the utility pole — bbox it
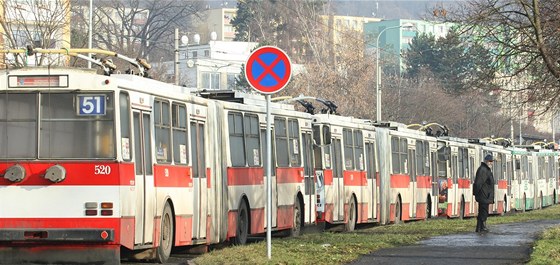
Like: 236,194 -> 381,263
174,28 -> 179,85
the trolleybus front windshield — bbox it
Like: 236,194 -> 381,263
0,92 -> 115,159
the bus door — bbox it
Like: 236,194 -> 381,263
408,147 -> 417,218
132,110 -> 155,245
302,132 -> 315,223
431,150 -> 438,217
331,138 -> 344,221
191,121 -> 207,239
366,142 -> 377,220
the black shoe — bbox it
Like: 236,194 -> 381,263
480,227 -> 489,233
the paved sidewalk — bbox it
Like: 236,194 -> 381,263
348,219 -> 560,265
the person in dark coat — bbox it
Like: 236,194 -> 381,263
473,154 -> 495,233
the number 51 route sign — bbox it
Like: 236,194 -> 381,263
245,46 -> 292,94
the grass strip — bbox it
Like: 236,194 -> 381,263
193,205 -> 560,265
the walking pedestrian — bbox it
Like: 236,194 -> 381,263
473,154 -> 495,233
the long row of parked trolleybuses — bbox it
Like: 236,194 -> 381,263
0,57 -> 558,264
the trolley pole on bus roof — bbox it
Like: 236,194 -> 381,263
245,46 -> 292,260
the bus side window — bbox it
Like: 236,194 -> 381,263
172,103 -> 188,164
154,99 -> 171,163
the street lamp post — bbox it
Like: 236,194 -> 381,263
174,29 -> 199,85
375,23 -> 414,121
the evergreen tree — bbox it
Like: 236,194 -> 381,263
404,28 -> 496,94
231,0 -> 258,41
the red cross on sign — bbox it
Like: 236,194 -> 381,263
245,46 -> 292,94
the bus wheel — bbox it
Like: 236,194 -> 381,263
426,196 -> 432,219
502,195 -> 507,215
345,198 -> 356,232
155,203 -> 174,263
235,201 -> 249,245
289,200 -> 302,237
394,197 -> 402,224
459,198 -> 465,220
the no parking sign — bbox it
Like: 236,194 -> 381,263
245,46 -> 292,259
245,46 -> 292,94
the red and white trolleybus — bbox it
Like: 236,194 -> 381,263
0,59 -> 313,263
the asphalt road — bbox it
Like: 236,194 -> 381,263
348,219 -> 560,265
121,220 -> 560,265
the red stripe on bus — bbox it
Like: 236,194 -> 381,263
277,205 -> 294,230
226,208 -> 265,238
343,171 -> 367,186
458,178 -> 471,189
120,216 -> 134,249
153,216 -> 162,248
276,167 -> 304,184
416,176 -> 432,189
359,202 -> 368,222
0,217 -> 122,244
175,215 -> 193,246
0,162 -> 134,186
207,168 -> 212,188
416,202 -> 427,219
153,165 -> 192,187
206,215 -> 212,244
251,207 -> 265,234
324,203 -> 334,223
465,201 -> 471,217
390,202 -> 410,222
227,211 -> 237,239
447,178 -> 453,190
323,170 -> 333,185
390,174 -> 410,188
498,180 -> 507,190
227,167 -> 264,186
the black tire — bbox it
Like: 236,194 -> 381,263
235,201 -> 249,245
345,198 -> 356,232
394,198 -> 402,224
459,198 -> 465,220
155,203 -> 174,263
289,199 -> 302,237
426,196 -> 432,219
502,196 -> 507,215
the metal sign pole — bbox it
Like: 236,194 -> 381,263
266,95 -> 272,259
245,46 -> 292,260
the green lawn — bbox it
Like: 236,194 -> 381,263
193,205 -> 560,265
528,225 -> 560,265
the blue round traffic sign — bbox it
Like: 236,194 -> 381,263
245,46 -> 292,94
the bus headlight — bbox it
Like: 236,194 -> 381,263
4,164 -> 26,182
44,164 -> 66,183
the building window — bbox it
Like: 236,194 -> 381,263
201,72 -> 220,89
227,73 -> 238,90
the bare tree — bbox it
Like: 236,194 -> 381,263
231,0 -> 329,64
0,0 -> 71,66
71,0 -> 205,64
446,0 -> 560,114
284,28 -> 375,119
